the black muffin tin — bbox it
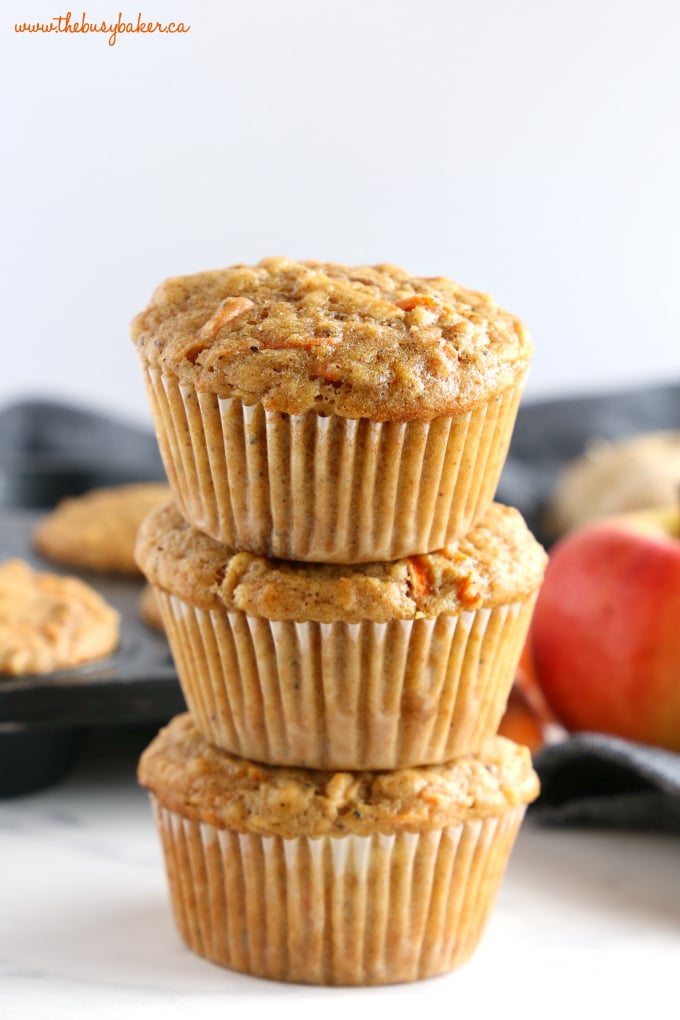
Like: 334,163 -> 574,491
0,400 -> 185,797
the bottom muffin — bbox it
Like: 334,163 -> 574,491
138,713 -> 539,986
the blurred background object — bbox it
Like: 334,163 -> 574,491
2,0 -> 680,423
543,431 -> 680,539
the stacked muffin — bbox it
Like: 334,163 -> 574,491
133,258 -> 547,986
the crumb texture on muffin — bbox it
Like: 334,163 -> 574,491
132,257 -> 531,420
33,482 -> 171,574
0,559 -> 120,675
138,713 -> 540,838
135,499 -> 547,622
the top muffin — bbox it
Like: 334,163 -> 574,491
132,257 -> 531,421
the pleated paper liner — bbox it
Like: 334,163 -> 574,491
152,798 -> 526,986
140,366 -> 526,563
154,590 -> 537,770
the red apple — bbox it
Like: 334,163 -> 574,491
529,506 -> 680,752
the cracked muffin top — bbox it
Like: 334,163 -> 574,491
135,499 -> 547,623
138,713 -> 540,837
131,257 -> 531,421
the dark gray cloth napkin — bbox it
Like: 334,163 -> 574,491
530,734 -> 680,832
3,389 -> 680,831
0,398 -> 165,508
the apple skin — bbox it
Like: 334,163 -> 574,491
529,507 -> 680,752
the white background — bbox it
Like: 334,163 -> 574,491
1,1 -> 679,427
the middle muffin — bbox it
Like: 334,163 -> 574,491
136,500 -> 546,771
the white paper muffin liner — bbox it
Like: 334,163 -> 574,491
155,590 -> 537,770
152,797 -> 526,985
141,365 -> 526,562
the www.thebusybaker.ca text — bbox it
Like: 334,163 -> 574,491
14,11 -> 191,47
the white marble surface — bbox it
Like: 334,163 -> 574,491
1,726 -> 678,1020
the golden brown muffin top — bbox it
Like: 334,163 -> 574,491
0,559 -> 120,676
138,713 -> 539,837
135,500 -> 546,623
131,257 -> 531,421
33,482 -> 171,575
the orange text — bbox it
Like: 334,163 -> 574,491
14,11 -> 191,47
